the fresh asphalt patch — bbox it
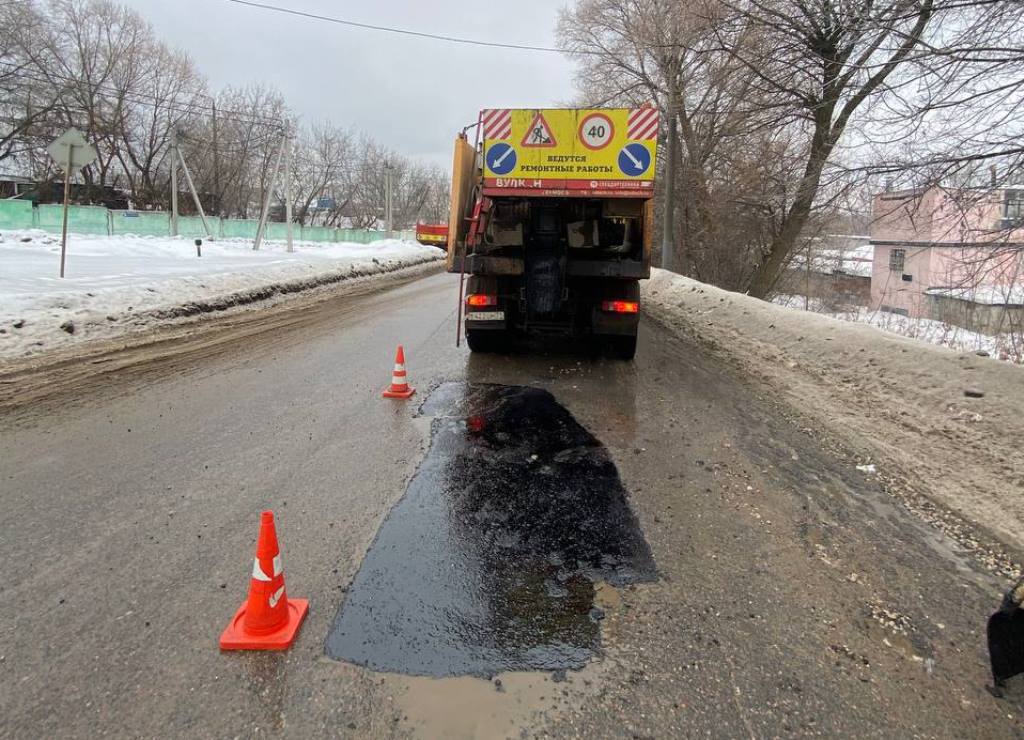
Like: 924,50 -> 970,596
325,382 -> 657,677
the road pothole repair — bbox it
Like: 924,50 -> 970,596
325,382 -> 657,677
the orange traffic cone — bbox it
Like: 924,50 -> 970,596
382,345 -> 415,399
220,510 -> 308,651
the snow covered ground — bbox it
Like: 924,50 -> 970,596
0,230 -> 443,361
772,293 -> 1022,363
643,268 -> 1024,564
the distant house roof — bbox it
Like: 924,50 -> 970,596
925,285 -> 1024,307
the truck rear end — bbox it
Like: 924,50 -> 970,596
448,107 -> 659,359
414,222 -> 449,250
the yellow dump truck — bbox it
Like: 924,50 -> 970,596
448,107 -> 659,359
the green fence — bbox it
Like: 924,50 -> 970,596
220,218 -> 260,239
110,210 -> 169,237
0,200 -> 34,229
265,222 -> 290,241
178,216 -> 215,238
0,202 -> 411,244
302,225 -> 334,242
36,204 -> 109,235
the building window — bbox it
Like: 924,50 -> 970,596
1005,190 -> 1024,224
889,248 -> 906,272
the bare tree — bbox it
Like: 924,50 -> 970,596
0,1 -> 62,164
290,121 -> 352,225
715,0 -> 949,297
558,0 -> 809,290
116,41 -> 206,206
40,0 -> 156,198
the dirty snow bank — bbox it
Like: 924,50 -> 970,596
0,230 -> 443,361
643,268 -> 1024,564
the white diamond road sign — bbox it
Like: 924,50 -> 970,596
47,129 -> 98,171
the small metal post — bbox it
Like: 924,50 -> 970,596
59,145 -> 74,278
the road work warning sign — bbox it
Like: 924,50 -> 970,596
481,108 -> 659,198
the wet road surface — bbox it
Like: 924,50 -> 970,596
326,383 -> 656,676
1,270 -> 1022,738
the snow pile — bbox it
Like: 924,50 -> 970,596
0,230 -> 443,360
643,268 -> 1024,556
772,294 -> 1021,362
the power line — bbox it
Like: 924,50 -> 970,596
221,0 -> 578,54
0,61 -> 287,130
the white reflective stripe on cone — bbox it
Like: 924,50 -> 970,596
393,364 -> 405,373
272,554 -> 283,577
252,558 -> 272,582
269,586 -> 285,608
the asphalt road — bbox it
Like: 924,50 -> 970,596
1,270 -> 1021,738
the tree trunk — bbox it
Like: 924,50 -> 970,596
746,113 -> 835,299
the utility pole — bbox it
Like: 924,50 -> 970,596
170,127 -> 179,236
178,146 -> 213,239
212,101 -> 221,216
253,135 -> 286,251
661,87 -> 677,273
284,123 -> 294,253
385,161 -> 393,238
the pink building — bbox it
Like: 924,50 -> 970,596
870,187 -> 1024,330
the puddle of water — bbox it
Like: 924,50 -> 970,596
325,382 -> 657,677
385,670 -> 591,740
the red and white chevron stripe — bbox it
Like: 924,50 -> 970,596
481,109 -> 512,140
627,108 -> 659,140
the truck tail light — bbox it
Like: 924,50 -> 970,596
601,300 -> 639,314
466,294 -> 498,307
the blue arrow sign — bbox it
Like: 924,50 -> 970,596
618,143 -> 651,177
486,142 -> 517,176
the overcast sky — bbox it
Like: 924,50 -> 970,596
118,0 -> 579,167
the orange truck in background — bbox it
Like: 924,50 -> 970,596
415,222 -> 448,249
447,107 -> 659,359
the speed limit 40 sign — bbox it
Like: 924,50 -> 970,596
578,112 -> 614,150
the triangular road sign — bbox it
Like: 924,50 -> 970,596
521,112 -> 557,148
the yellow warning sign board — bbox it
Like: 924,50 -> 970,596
480,108 -> 659,198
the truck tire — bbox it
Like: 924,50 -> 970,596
611,333 -> 637,360
466,329 -> 507,353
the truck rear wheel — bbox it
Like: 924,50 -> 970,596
466,329 -> 507,353
610,333 -> 637,360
